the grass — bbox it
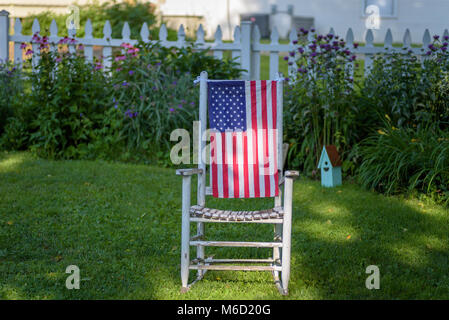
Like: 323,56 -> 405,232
1,151 -> 448,299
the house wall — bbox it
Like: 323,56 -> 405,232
158,0 -> 449,43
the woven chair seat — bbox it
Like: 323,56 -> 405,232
189,205 -> 284,221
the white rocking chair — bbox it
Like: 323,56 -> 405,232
176,71 -> 299,295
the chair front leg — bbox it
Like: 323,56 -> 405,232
281,170 -> 299,295
180,175 -> 192,292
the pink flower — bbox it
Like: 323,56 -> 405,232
56,57 -> 62,62
25,49 -> 34,56
20,43 -> 27,49
115,55 -> 126,62
77,44 -> 84,51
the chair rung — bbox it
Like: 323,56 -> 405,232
192,258 -> 276,264
190,241 -> 282,248
189,265 -> 282,271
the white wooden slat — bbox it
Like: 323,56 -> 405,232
364,29 -> 374,76
31,18 -> 40,68
196,24 -> 205,45
423,29 -> 431,48
269,27 -> 279,79
177,24 -> 186,47
251,24 -> 261,80
122,21 -> 131,41
140,22 -> 149,42
13,18 -> 23,65
84,18 -> 94,63
231,25 -> 241,63
159,24 -> 168,43
49,19 -> 58,54
102,20 -> 112,71
345,28 -> 354,47
213,25 -> 223,59
384,28 -> 393,49
403,29 -> 412,48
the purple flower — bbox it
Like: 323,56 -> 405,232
20,43 -> 27,49
434,35 -> 440,40
129,70 -> 134,75
80,113 -> 83,117
444,35 -> 449,41
298,47 -> 304,54
190,102 -> 195,105
283,56 -> 289,61
292,40 -> 298,45
140,95 -> 144,100
353,43 -> 359,49
169,108 -> 175,112
178,104 -> 183,108
289,51 -> 295,57
122,81 -> 128,86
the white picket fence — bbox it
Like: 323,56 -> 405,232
0,9 -> 447,80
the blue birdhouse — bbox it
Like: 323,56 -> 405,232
317,145 -> 342,188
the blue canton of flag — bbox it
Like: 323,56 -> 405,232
208,81 -> 246,132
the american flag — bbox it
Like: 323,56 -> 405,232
208,80 -> 279,198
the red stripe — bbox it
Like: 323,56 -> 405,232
211,132 -> 218,198
243,132 -> 249,198
250,81 -> 260,198
261,80 -> 270,197
221,132 -> 228,198
272,81 -> 279,196
232,133 -> 239,198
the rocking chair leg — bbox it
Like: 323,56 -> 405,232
196,222 -> 205,278
281,176 -> 294,295
180,175 -> 192,293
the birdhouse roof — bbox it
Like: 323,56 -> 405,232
318,145 -> 342,168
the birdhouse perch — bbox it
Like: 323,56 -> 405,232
317,145 -> 342,187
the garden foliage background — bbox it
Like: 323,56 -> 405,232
0,1 -> 448,205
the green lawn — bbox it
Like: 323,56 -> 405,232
1,152 -> 448,299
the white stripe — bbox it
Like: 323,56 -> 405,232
237,131 -> 245,198
245,81 -> 255,197
226,131 -> 234,198
215,132 -> 224,198
256,81 -> 265,197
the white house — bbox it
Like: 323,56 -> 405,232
158,0 -> 449,43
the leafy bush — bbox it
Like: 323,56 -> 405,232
3,34 -> 112,159
357,121 -> 449,205
360,36 -> 449,133
284,30 -> 360,176
0,62 -> 23,136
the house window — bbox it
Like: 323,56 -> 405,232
363,0 -> 397,18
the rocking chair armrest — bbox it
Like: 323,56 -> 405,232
284,170 -> 300,180
176,168 -> 204,176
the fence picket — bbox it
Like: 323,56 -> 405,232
13,18 -> 22,65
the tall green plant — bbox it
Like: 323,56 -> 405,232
285,30 -> 360,175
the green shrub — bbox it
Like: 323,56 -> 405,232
0,62 -> 23,136
357,121 -> 449,205
360,38 -> 449,133
284,30 -> 360,176
15,35 -> 112,159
